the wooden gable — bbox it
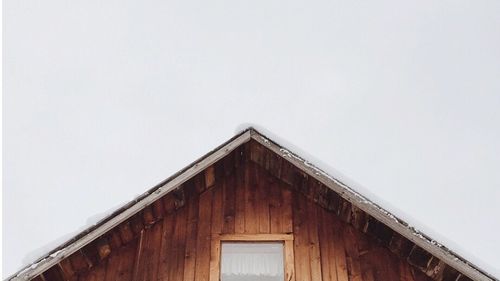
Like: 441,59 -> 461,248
11,129 -> 494,281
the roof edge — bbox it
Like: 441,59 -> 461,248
8,129 -> 253,281
248,127 -> 497,281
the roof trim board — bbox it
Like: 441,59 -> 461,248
8,128 -> 496,281
250,130 -> 495,281
8,129 -> 252,281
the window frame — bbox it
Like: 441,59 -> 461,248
209,234 -> 295,281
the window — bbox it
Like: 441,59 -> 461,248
221,242 -> 284,281
210,234 -> 295,281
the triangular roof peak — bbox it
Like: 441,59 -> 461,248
9,127 -> 496,281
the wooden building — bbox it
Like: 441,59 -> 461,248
9,128 -> 496,281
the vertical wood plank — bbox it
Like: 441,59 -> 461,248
183,185 -> 200,281
205,166 -> 215,188
132,218 -> 163,281
209,238 -> 221,281
104,247 -> 121,281
234,163 -> 246,234
163,192 -> 177,215
318,208 -> 339,281
170,203 -> 188,281
105,244 -> 121,281
269,179 -> 283,234
104,240 -> 137,281
342,226 -> 363,281
256,165 -> 270,233
143,206 -> 156,226
208,182 -> 223,281
129,214 -> 145,237
318,208 -> 332,281
211,184 -> 224,235
194,189 -> 213,281
333,220 -> 349,281
285,239 -> 296,281
118,222 -> 134,245
157,208 -> 176,281
194,173 -> 207,194
69,251 -> 90,274
222,174 -> 236,234
293,193 -> 311,281
307,200 -> 323,281
152,198 -> 165,221
281,187 -> 293,234
107,231 -> 122,251
131,230 -> 144,280
59,259 -> 77,281
244,163 -> 258,233
117,240 -> 138,281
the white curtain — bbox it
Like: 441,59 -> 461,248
221,242 -> 284,281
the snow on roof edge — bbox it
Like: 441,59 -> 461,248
7,129 -> 253,281
240,123 -> 498,281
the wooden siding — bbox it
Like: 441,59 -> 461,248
38,160 -> 432,281
32,141 -> 468,281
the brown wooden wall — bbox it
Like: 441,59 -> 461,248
48,159 -> 433,281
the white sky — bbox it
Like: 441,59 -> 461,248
3,0 -> 500,279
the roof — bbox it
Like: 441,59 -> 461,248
8,128 -> 497,281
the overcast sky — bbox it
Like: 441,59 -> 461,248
4,0 -> 500,278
